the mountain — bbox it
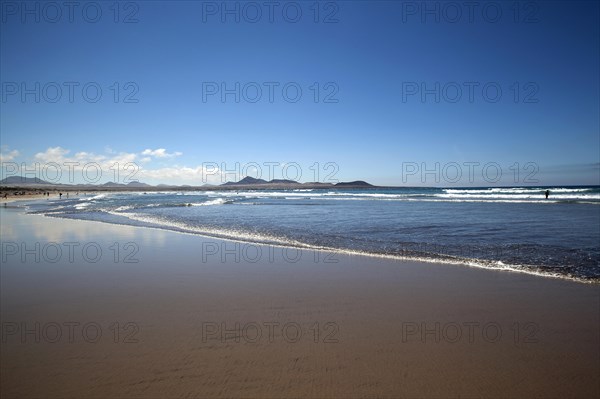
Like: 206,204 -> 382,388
334,180 -> 374,187
222,176 -> 268,186
222,177 -> 301,186
1,175 -> 376,190
101,181 -> 125,187
220,177 -> 376,188
0,176 -> 53,185
127,181 -> 152,188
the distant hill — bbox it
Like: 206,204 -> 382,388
101,181 -> 125,187
222,177 -> 301,186
0,175 -> 375,190
0,176 -> 53,185
334,180 -> 374,187
220,177 -> 375,188
222,176 -> 268,186
99,181 -> 152,188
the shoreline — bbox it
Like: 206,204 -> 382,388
0,191 -> 97,203
13,198 -> 599,285
47,212 -> 600,284
1,206 -> 599,398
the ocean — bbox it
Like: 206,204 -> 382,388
22,186 -> 600,282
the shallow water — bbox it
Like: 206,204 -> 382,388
23,186 -> 600,281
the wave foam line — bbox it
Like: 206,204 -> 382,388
92,210 -> 597,284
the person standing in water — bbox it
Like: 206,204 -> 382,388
545,189 -> 550,199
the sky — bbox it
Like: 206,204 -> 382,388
1,0 -> 599,186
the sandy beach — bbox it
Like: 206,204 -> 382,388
3,0 -> 599,396
0,189 -> 105,204
0,206 -> 598,398
0,193 -> 55,203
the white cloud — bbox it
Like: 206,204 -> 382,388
141,148 -> 182,158
34,146 -> 137,166
3,146 -> 229,185
30,147 -> 139,183
0,147 -> 20,162
137,165 -> 222,185
34,146 -> 71,162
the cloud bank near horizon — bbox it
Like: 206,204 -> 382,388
0,146 -> 598,187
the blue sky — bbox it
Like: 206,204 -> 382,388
1,0 -> 598,186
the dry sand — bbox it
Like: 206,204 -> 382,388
0,193 -> 53,203
1,207 -> 598,398
0,191 -> 89,203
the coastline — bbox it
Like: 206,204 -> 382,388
42,214 -> 600,284
0,193 -> 56,203
1,207 -> 599,398
0,191 -> 96,203
12,197 -> 598,284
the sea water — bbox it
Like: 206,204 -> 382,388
23,186 -> 600,281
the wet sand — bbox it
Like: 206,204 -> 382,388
1,207 -> 598,398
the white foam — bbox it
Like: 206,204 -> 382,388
191,198 -> 227,206
436,193 -> 599,201
108,211 -> 314,249
114,205 -> 134,212
89,210 -> 597,284
444,187 -> 594,195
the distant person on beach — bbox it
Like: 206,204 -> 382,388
59,193 -> 62,199
545,190 -> 550,199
